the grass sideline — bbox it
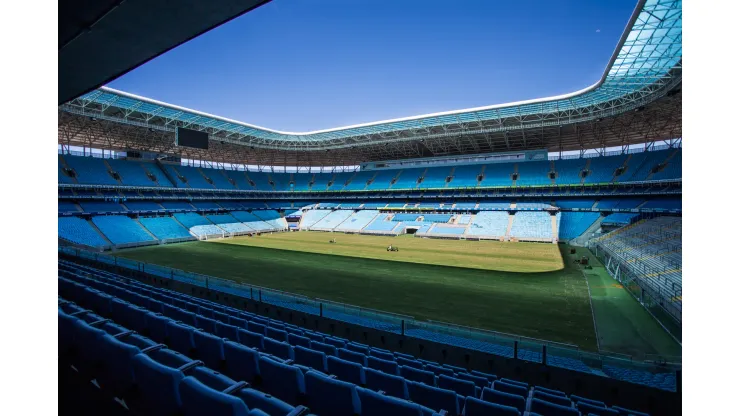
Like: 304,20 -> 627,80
121,233 -> 597,348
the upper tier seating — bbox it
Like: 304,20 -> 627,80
515,161 -> 551,186
553,159 -> 587,185
451,165 -> 483,187
479,163 -> 514,187
583,154 -> 628,184
79,201 -> 125,212
602,213 -> 638,226
124,201 -> 164,211
59,260 -> 667,414
641,199 -> 681,210
139,216 -> 193,239
91,215 -> 156,245
393,168 -> 425,189
421,166 -> 453,188
467,212 -> 509,237
59,201 -> 80,213
107,159 -> 162,187
366,170 -> 400,190
510,212 -> 553,240
58,217 -> 109,247
161,201 -> 196,210
554,199 -> 595,209
64,155 -> 119,185
557,212 -> 601,240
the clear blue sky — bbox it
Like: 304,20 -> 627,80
108,0 -> 637,132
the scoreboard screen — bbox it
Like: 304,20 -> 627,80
176,127 -> 209,149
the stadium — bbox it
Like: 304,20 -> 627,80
58,1 -> 682,415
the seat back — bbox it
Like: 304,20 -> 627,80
533,390 -> 572,407
310,340 -> 338,357
365,367 -> 408,399
131,353 -> 184,414
492,380 -> 528,398
577,402 -> 620,416
457,372 -> 490,389
356,387 -> 424,416
480,387 -> 526,413
179,376 -> 250,416
530,398 -> 580,416
258,356 -> 305,404
368,356 -> 399,376
215,321 -> 240,341
287,333 -> 312,348
265,327 -> 288,342
400,365 -> 436,386
438,374 -> 476,397
338,348 -> 367,366
305,371 -> 361,416
326,355 -> 366,385
294,345 -> 327,373
193,330 -> 225,369
223,341 -> 261,383
237,329 -> 265,350
263,337 -> 293,360
463,396 -> 520,416
406,381 -> 459,415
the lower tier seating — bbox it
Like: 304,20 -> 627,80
59,260 -> 657,415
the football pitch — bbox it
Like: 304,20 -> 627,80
119,232 -> 680,357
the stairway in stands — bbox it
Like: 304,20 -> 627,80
58,155 -> 78,184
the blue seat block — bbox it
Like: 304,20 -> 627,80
265,327 -> 288,342
492,380 -> 528,398
397,356 -> 425,370
166,321 -> 197,354
215,321 -> 240,341
238,329 -> 265,350
287,334 -> 312,348
457,372 -> 490,389
193,330 -> 225,369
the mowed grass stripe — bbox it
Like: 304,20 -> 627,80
120,235 -> 596,348
210,232 -> 564,272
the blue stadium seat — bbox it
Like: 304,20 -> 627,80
265,326 -> 288,342
179,376 -> 250,416
247,321 -> 266,335
287,333 -> 312,348
166,321 -> 197,355
215,321 -> 240,341
195,315 -> 218,333
193,330 -> 225,369
424,363 -> 455,377
529,398 -> 579,416
407,380 -> 460,415
533,389 -> 572,407
304,371 -> 361,416
258,356 -> 305,404
323,336 -> 346,349
356,387 -> 428,416
263,338 -> 293,361
223,341 -> 260,383
438,373 -> 477,398
611,406 -> 651,416
338,348 -> 368,366
364,367 -> 409,399
463,396 -> 521,416
131,353 -> 185,415
294,345 -> 327,373
346,341 -> 370,355
367,356 -> 399,375
533,385 -> 567,397
327,356 -> 366,385
368,347 -> 395,361
577,402 -> 620,416
237,329 -> 265,350
400,365 -> 436,386
492,380 -> 528,398
457,372 -> 490,389
480,387 -> 526,413
310,340 -> 338,357
397,356 -> 425,370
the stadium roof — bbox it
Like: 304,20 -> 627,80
59,0 -> 272,104
59,0 -> 681,166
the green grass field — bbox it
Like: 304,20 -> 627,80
119,232 -> 680,357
